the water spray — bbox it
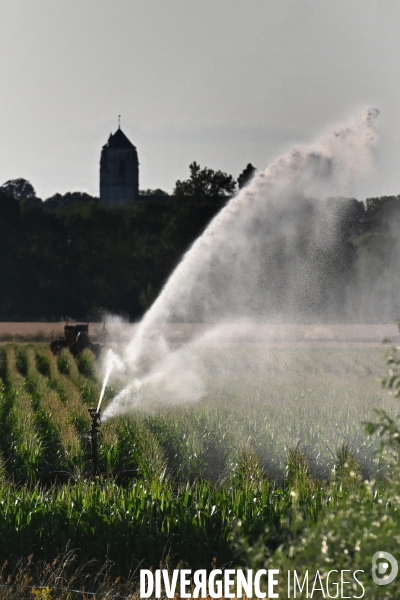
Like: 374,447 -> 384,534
100,108 -> 381,421
97,350 -> 117,412
87,349 -> 124,475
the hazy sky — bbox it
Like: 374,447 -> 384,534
1,0 -> 399,199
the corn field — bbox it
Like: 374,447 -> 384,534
0,343 -> 394,581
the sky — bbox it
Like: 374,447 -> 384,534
1,0 -> 400,200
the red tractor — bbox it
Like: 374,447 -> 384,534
50,323 -> 101,358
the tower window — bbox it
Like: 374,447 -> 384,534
119,160 -> 126,178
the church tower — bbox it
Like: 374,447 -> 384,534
100,125 -> 139,205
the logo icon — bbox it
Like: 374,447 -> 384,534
372,552 -> 398,585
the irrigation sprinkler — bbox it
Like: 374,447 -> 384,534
88,408 -> 101,476
87,404 -> 137,482
43,404 -> 136,484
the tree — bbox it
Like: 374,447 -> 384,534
174,162 -> 236,201
44,191 -> 98,211
160,163 -> 235,268
0,178 -> 39,203
237,163 -> 256,189
139,188 -> 169,196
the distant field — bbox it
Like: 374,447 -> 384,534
0,321 -> 105,341
158,322 -> 400,343
0,321 -> 398,343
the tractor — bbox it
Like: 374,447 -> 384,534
50,323 -> 102,358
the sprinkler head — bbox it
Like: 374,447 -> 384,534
88,408 -> 101,429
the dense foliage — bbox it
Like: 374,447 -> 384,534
2,167 -> 400,321
0,165 -> 236,321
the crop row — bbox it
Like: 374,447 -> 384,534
0,344 -> 392,483
0,343 -> 389,575
0,441 -> 365,572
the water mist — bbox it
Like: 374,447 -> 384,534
101,108 -> 380,421
96,349 -> 125,413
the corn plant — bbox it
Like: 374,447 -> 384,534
6,346 -> 45,480
27,348 -> 85,472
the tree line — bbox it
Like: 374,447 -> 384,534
0,164 -> 399,321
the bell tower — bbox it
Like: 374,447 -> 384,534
100,123 -> 139,205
